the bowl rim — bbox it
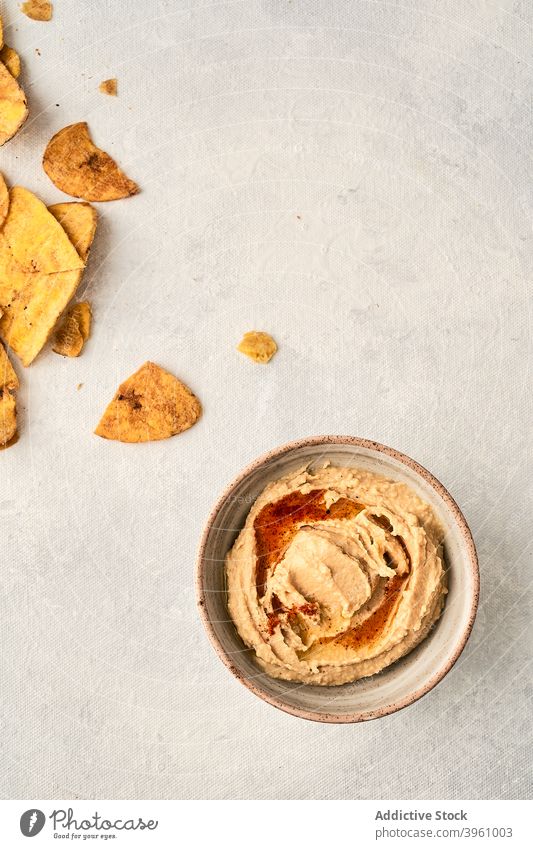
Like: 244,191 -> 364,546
196,435 -> 480,723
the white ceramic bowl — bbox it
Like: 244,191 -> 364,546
196,436 -> 479,723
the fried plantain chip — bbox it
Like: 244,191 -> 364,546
99,78 -> 117,96
1,187 -> 84,273
0,46 -> 21,79
0,387 -> 17,446
237,331 -> 277,363
43,122 -> 138,201
95,362 -> 202,443
0,201 -> 97,366
52,301 -> 91,357
0,340 -> 18,389
0,59 -> 28,146
20,1 -> 52,21
0,171 -> 9,226
0,341 -> 18,447
48,201 -> 97,262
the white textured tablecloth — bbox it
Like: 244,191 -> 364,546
1,0 -> 531,800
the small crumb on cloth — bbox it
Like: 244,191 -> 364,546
237,331 -> 277,364
99,78 -> 117,96
20,1 -> 52,22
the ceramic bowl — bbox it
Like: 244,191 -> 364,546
196,436 -> 479,723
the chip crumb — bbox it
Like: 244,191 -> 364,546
99,78 -> 117,96
43,122 -> 139,202
95,361 -> 202,443
77,382 -> 83,391
237,331 -> 277,364
52,301 -> 91,358
20,1 -> 52,22
0,46 -> 21,78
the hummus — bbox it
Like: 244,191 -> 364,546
226,465 -> 447,685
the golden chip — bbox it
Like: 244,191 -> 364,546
0,171 -> 8,226
0,339 -> 18,447
48,201 -> 97,262
95,362 -> 202,443
237,331 -> 277,363
52,301 -> 91,357
99,78 -> 117,96
0,387 -> 17,447
43,122 -> 139,201
0,59 -> 28,146
0,15 -> 3,48
0,200 -> 97,366
20,1 -> 52,21
1,187 -> 84,274
0,340 -> 18,389
0,46 -> 21,79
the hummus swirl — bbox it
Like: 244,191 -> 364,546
226,465 -> 447,685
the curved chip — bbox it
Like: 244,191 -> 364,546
237,330 -> 277,363
0,46 -> 21,79
0,59 -> 28,146
95,362 -> 202,443
43,122 -> 139,201
52,301 -> 91,357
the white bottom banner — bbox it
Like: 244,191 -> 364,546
0,800 -> 529,848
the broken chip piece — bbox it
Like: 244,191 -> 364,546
0,58 -> 28,145
0,339 -> 18,390
20,1 -> 52,21
48,201 -> 97,262
0,190 -> 97,366
99,78 -> 117,96
0,171 -> 8,226
95,361 -> 202,443
43,122 -> 138,201
52,301 -> 91,357
0,387 -> 17,446
0,341 -> 18,447
237,331 -> 277,363
0,46 -> 21,79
